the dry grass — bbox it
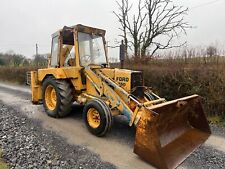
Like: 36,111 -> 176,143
122,58 -> 225,119
0,66 -> 38,84
1,58 -> 225,119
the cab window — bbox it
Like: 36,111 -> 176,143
50,36 -> 59,67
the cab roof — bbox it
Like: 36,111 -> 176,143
51,24 -> 106,38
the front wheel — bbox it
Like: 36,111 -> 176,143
83,99 -> 112,136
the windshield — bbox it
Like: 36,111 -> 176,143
78,32 -> 106,66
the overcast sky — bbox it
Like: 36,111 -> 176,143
0,0 -> 224,58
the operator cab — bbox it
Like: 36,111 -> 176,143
49,24 -> 108,68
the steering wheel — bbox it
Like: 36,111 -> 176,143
101,63 -> 108,68
82,55 -> 91,62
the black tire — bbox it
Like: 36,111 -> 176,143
83,99 -> 112,137
42,76 -> 73,118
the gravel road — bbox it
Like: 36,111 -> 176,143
0,102 -> 116,169
0,83 -> 225,169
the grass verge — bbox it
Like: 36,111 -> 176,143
208,116 -> 225,127
0,149 -> 9,169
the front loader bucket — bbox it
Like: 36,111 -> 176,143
134,95 -> 211,169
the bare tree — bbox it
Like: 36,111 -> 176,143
113,0 -> 132,60
114,0 -> 147,59
114,0 -> 189,59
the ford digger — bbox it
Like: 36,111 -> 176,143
29,24 -> 211,169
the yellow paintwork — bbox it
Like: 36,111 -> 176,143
31,25 -> 110,104
38,67 -> 78,81
29,24 -> 210,169
86,78 -> 99,97
87,108 -> 101,128
31,67 -> 86,103
114,69 -> 131,92
30,24 -> 162,126
38,67 -> 85,90
100,68 -> 115,79
31,71 -> 42,104
85,68 -> 104,96
45,85 -> 57,110
101,68 -> 134,92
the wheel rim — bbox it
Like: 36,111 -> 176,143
45,85 -> 57,111
87,108 -> 101,128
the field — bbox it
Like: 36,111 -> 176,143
0,56 -> 225,124
0,67 -> 38,84
118,56 -> 225,124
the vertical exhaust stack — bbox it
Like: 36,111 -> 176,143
134,95 -> 211,169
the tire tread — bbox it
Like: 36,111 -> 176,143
42,76 -> 73,118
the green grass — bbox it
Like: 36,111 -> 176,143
0,149 -> 9,169
208,116 -> 225,127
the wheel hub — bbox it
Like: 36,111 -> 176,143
87,108 -> 101,128
45,85 -> 57,111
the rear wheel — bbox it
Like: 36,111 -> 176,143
83,99 -> 112,136
42,76 -> 73,118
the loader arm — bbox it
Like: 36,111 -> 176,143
84,67 -> 134,123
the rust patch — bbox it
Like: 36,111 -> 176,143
134,95 -> 211,169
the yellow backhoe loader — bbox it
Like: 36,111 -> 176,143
29,24 -> 211,169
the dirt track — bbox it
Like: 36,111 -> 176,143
0,82 -> 225,169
